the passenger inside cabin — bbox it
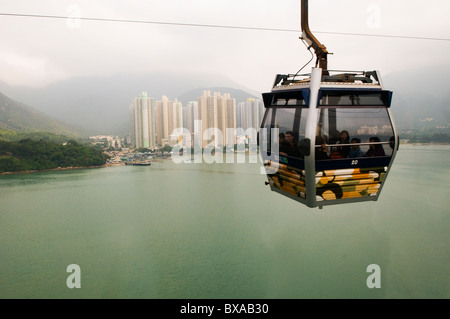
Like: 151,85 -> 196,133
348,138 -> 365,158
337,130 -> 350,158
389,136 -> 395,149
323,135 -> 328,144
330,130 -> 350,159
364,136 -> 386,157
279,131 -> 301,158
315,136 -> 329,160
328,129 -> 341,144
279,132 -> 289,154
279,132 -> 286,145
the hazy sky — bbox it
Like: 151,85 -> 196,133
1,0 -> 449,92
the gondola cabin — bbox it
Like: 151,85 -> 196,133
259,68 -> 399,208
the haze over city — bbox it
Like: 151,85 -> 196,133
0,0 -> 448,92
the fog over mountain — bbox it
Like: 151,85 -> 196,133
383,65 -> 450,131
0,71 -> 261,135
0,66 -> 448,137
0,92 -> 84,137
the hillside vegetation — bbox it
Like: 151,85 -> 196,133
0,92 -> 85,138
0,139 -> 109,173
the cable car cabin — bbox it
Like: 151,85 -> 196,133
259,68 -> 399,208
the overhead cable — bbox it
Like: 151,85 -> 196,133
1,12 -> 449,42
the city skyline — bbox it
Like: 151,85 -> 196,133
129,90 -> 264,149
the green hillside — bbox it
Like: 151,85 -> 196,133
0,138 -> 109,173
0,91 -> 86,138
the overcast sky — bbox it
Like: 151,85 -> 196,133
1,0 -> 449,93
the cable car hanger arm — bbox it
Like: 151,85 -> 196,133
301,0 -> 329,72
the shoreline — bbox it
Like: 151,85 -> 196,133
2,143 -> 449,175
400,142 -> 450,146
0,162 -> 124,175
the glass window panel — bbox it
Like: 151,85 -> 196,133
260,107 -> 274,152
316,107 -> 394,158
271,108 -> 309,159
274,108 -> 296,134
319,90 -> 391,106
297,108 -> 309,140
271,92 -> 306,106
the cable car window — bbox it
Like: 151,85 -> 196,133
274,108 -> 296,134
269,108 -> 309,158
297,108 -> 309,140
316,107 -> 394,159
319,90 -> 391,107
271,92 -> 306,106
260,107 -> 274,152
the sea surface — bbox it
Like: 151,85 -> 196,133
0,144 -> 449,299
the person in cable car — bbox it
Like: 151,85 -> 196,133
330,130 -> 350,159
280,131 -> 302,158
337,130 -> 351,157
279,132 -> 289,154
364,136 -> 386,157
315,136 -> 330,160
328,129 -> 340,144
389,136 -> 395,150
347,138 -> 365,158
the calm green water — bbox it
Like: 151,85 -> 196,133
0,144 -> 449,299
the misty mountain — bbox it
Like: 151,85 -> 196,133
0,67 -> 447,137
0,91 -> 85,137
383,66 -> 450,131
0,71 -> 260,136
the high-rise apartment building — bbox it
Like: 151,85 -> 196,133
155,96 -> 183,146
237,98 -> 264,131
129,92 -> 156,149
183,101 -> 199,134
196,91 -> 236,148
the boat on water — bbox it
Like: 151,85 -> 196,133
125,161 -> 151,166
